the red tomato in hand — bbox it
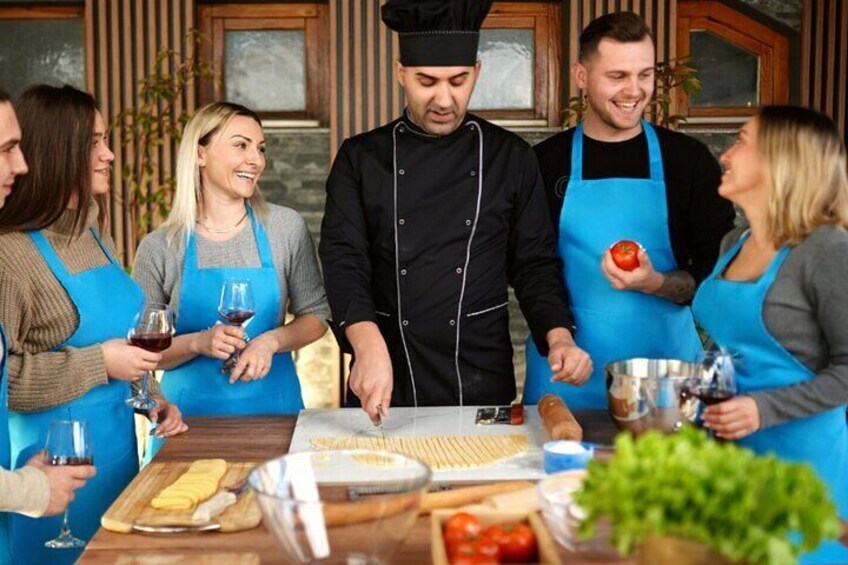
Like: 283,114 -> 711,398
444,512 -> 483,547
449,534 -> 501,564
482,522 -> 538,563
610,240 -> 640,271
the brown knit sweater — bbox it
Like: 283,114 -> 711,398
0,205 -> 161,413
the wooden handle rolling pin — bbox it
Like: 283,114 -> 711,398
419,481 -> 534,514
538,394 -> 583,441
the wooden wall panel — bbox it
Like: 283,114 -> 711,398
561,0 -> 677,105
90,0 -> 195,264
801,0 -> 847,138
330,0 -> 401,156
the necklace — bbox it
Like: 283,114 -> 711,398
197,210 -> 248,234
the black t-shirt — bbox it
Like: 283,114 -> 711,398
533,126 -> 735,283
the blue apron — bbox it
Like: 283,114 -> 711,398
8,229 -> 142,565
692,233 -> 848,563
524,122 -> 702,409
1,326 -> 10,565
147,209 -> 303,460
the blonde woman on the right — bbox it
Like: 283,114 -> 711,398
692,105 -> 848,564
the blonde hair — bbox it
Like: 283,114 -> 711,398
758,105 -> 848,246
164,102 -> 268,244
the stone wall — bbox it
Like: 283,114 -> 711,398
738,0 -> 802,30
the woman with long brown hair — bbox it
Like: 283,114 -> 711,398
0,84 -> 186,564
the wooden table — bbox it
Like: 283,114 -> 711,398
80,412 -> 632,564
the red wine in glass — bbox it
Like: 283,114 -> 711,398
221,309 -> 255,326
682,385 -> 734,406
50,455 -> 94,466
130,332 -> 173,352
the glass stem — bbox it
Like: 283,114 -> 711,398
140,371 -> 150,400
59,510 -> 72,538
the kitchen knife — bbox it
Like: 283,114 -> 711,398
191,481 -> 247,524
375,405 -> 386,440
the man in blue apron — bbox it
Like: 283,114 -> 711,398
320,0 -> 592,421
0,93 -> 93,564
526,12 -> 735,409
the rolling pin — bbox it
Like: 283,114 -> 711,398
538,394 -> 583,441
419,481 -> 534,514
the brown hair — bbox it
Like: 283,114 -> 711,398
579,12 -> 653,62
757,105 -> 848,245
0,89 -> 9,103
0,84 -> 105,236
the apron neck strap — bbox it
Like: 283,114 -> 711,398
569,124 -> 585,182
28,228 -> 116,279
642,121 -> 665,183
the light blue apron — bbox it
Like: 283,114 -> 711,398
524,122 -> 702,409
1,326 -> 11,565
8,229 -> 142,565
147,208 -> 303,460
693,233 -> 848,563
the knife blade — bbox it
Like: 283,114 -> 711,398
191,481 -> 247,524
375,405 -> 386,441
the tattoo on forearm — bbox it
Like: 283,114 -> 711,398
653,270 -> 696,304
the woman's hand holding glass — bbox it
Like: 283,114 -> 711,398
191,324 -> 246,360
43,420 -> 92,549
227,333 -> 276,383
702,395 -> 761,440
101,338 -> 162,381
145,397 -> 189,439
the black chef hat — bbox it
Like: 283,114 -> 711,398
381,0 -> 494,67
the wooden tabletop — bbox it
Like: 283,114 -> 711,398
80,411 -> 632,564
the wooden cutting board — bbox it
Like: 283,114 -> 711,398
101,461 -> 261,533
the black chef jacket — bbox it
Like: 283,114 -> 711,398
320,112 -> 573,407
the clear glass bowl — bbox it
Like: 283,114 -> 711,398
538,470 -> 622,560
249,450 -> 431,564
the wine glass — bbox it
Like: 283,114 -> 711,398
684,349 -> 737,436
44,420 -> 92,549
126,302 -> 175,410
218,279 -> 255,375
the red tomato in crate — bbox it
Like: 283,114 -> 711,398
482,522 -> 538,563
443,512 -> 483,547
610,240 -> 640,271
449,534 -> 501,564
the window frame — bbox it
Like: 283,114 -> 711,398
677,0 -> 789,122
473,1 -> 561,126
0,5 -> 92,94
198,3 -> 329,126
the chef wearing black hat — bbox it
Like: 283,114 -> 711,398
319,0 -> 591,422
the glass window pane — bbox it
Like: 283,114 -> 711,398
469,29 -> 534,111
0,19 -> 85,99
225,30 -> 305,112
690,30 -> 759,108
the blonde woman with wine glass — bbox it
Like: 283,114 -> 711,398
0,85 -> 186,565
692,106 -> 848,563
133,102 -> 329,459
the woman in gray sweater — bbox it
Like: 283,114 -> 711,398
692,105 -> 847,563
133,102 -> 329,457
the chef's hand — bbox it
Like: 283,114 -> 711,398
546,328 -> 592,385
228,334 -> 276,384
346,322 -> 393,424
601,248 -> 664,294
102,338 -> 162,381
192,325 -> 246,360
27,451 -> 95,517
146,397 -> 189,438
702,396 -> 761,440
